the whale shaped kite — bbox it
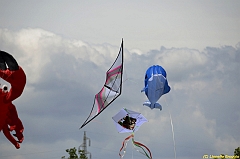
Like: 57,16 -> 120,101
141,65 -> 170,110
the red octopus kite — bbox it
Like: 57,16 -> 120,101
0,51 -> 26,149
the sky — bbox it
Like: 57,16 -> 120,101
0,1 -> 239,159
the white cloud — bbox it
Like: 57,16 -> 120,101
0,28 -> 239,159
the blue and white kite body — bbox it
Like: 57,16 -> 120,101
141,65 -> 170,110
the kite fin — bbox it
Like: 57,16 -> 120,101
141,85 -> 148,92
153,103 -> 162,110
143,101 -> 151,107
143,101 -> 162,110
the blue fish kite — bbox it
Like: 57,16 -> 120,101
141,65 -> 170,110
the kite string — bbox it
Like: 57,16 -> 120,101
164,97 -> 177,159
132,135 -> 134,159
169,112 -> 176,159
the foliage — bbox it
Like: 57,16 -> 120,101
234,147 -> 240,157
61,147 -> 88,159
79,150 -> 88,159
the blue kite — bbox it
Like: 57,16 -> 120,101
141,65 -> 170,110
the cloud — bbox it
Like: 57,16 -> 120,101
0,28 -> 239,159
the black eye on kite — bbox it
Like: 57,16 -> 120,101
3,86 -> 7,90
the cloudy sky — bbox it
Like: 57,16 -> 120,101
0,1 -> 240,159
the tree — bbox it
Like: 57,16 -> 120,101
234,147 -> 240,157
62,147 -> 79,159
210,147 -> 240,159
79,150 -> 88,159
61,147 -> 88,159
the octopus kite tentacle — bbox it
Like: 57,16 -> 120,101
0,50 -> 26,149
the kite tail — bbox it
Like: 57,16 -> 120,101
119,133 -> 152,159
119,134 -> 134,158
132,137 -> 152,159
